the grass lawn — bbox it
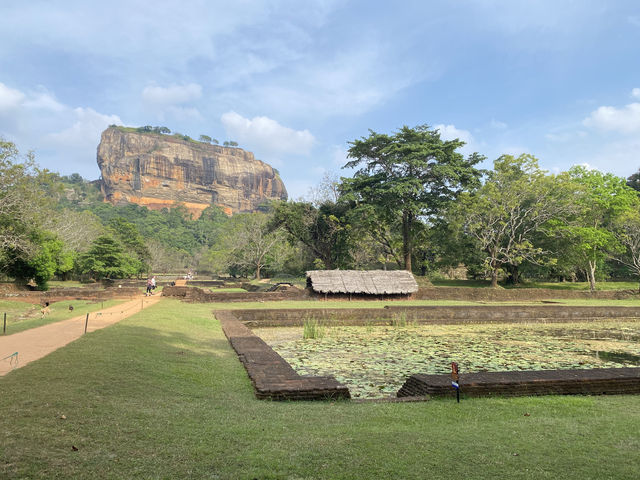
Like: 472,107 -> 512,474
1,299 -> 639,479
1,299 -> 125,336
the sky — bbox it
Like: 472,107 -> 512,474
1,0 -> 640,199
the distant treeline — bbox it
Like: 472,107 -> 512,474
3,123 -> 640,290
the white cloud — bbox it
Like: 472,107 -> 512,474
0,82 -> 122,178
0,83 -> 65,116
214,39 -> 433,120
221,111 -> 315,156
565,137 -> 640,179
545,130 -> 586,143
632,88 -> 640,99
22,91 -> 65,112
434,124 -> 474,145
141,83 -> 203,122
545,132 -> 571,142
46,107 -> 122,148
583,102 -> 640,134
142,83 -> 202,106
489,119 -> 508,130
0,82 -> 26,111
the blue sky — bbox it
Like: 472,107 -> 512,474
1,0 -> 639,199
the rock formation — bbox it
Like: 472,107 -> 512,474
97,126 -> 287,217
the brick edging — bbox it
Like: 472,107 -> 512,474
397,368 -> 640,398
216,310 -> 350,401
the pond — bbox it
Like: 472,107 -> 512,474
253,320 -> 640,399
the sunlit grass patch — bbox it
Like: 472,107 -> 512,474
1,299 -> 639,479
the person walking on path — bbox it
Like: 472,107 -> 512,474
146,277 -> 153,296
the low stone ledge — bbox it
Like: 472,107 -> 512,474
230,305 -> 640,327
162,285 -> 308,302
216,310 -> 350,401
412,286 -> 637,301
2,287 -> 141,303
397,368 -> 640,398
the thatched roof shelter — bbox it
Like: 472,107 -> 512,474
306,270 -> 418,295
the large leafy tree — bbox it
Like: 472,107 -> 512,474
271,200 -> 355,270
559,167 -> 639,291
210,213 -> 289,279
5,231 -> 73,290
0,139 -> 45,255
627,168 -> 640,192
449,154 -> 573,287
77,236 -> 141,280
0,138 -> 71,288
107,217 -> 151,276
613,208 -> 640,291
342,124 -> 483,271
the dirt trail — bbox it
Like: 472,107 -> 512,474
0,295 -> 162,376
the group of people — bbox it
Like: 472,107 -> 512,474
146,276 -> 156,296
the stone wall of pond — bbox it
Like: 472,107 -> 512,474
412,287 -> 637,301
163,284 -> 639,303
232,305 -> 640,327
162,285 -> 309,302
1,286 -> 141,304
397,368 -> 640,398
217,310 -> 350,400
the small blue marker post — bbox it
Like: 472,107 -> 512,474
451,362 -> 460,403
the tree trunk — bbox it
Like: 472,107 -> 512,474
505,264 -> 521,285
255,265 -> 261,281
402,211 -> 412,272
489,250 -> 499,288
490,268 -> 499,288
420,250 -> 427,276
587,261 -> 596,292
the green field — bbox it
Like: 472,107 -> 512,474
1,299 -> 639,479
0,299 -> 125,335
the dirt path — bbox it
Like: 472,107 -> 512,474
0,295 -> 162,376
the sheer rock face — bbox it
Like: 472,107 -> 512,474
97,127 -> 287,217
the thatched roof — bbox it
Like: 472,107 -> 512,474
306,270 -> 418,295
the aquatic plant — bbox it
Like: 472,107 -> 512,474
303,317 -> 325,339
256,320 -> 640,399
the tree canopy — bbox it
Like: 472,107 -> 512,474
342,124 -> 484,271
